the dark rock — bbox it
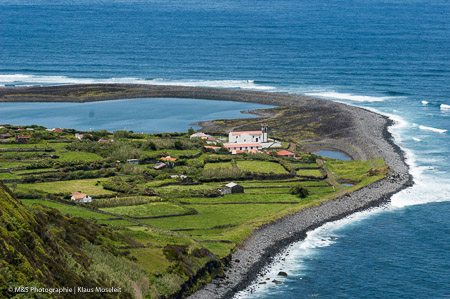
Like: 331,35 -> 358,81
259,282 -> 266,285
234,259 -> 240,263
272,279 -> 283,285
278,271 -> 288,277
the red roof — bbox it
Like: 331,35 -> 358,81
204,146 -> 221,150
160,156 -> 177,162
231,131 -> 262,135
71,191 -> 88,200
98,139 -> 114,143
53,128 -> 63,132
17,135 -> 31,138
224,143 -> 262,148
231,150 -> 245,154
276,150 -> 295,156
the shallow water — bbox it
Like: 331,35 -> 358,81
312,150 -> 351,161
0,98 -> 271,133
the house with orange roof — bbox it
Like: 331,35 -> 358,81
276,150 -> 295,158
160,156 -> 177,162
71,191 -> 92,203
204,145 -> 221,151
16,135 -> 31,143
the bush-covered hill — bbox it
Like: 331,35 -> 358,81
0,181 -> 149,298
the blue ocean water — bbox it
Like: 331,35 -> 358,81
1,0 -> 449,298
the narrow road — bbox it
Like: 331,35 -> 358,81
317,159 -> 345,195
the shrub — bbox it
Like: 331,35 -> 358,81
290,185 -> 309,198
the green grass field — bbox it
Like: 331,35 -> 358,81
21,199 -> 112,219
55,151 -> 103,162
138,203 -> 293,231
236,160 -> 288,174
296,169 -> 324,177
13,178 -> 115,195
204,162 -> 232,170
100,202 -> 191,218
325,158 -> 387,184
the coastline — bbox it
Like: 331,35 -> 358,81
0,84 -> 413,298
190,115 -> 412,298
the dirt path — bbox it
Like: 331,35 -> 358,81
317,159 -> 345,195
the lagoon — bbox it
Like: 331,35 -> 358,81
0,98 -> 272,133
313,150 -> 351,161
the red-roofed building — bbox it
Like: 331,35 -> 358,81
204,145 -> 221,151
276,150 -> 295,158
224,143 -> 262,151
98,139 -> 114,143
52,128 -> 63,132
17,135 -> 31,143
71,191 -> 92,203
160,156 -> 177,162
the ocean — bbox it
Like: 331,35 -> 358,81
1,0 -> 449,298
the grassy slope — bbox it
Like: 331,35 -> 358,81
0,182 -> 149,298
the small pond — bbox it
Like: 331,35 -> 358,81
341,183 -> 355,187
312,150 -> 351,161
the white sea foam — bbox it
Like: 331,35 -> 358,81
418,125 -> 447,134
235,208 -> 386,298
421,100 -> 429,105
305,91 -> 392,102
412,137 -> 421,142
441,104 -> 450,111
0,74 -> 276,90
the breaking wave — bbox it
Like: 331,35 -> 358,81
0,74 -> 276,90
304,91 -> 393,102
418,125 -> 447,134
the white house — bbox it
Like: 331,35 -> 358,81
71,191 -> 92,203
190,132 -> 210,139
223,125 -> 269,152
227,126 -> 268,144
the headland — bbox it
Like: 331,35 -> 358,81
0,84 -> 412,298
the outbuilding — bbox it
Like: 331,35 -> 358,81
71,191 -> 93,203
127,159 -> 140,164
220,182 -> 244,195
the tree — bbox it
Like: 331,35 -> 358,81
174,140 -> 183,150
188,127 -> 195,135
290,185 -> 309,198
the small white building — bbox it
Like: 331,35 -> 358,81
220,182 -> 244,195
127,159 -> 140,164
71,191 -> 92,203
190,132 -> 210,139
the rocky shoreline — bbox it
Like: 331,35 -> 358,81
189,108 -> 412,298
0,84 -> 413,298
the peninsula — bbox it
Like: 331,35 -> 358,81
0,84 -> 411,298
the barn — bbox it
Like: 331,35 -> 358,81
220,182 -> 244,195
